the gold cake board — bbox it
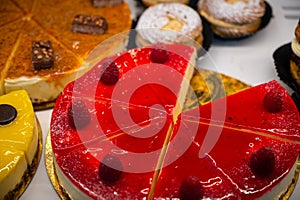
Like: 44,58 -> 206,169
5,116 -> 43,200
44,69 -> 299,200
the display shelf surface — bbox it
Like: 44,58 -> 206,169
19,0 -> 300,199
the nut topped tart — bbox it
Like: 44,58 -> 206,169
0,0 -> 131,107
0,90 -> 41,199
50,44 -> 300,199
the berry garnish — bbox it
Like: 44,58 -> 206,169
99,154 -> 123,183
263,90 -> 283,113
150,43 -> 169,63
67,98 -> 91,130
100,59 -> 119,85
249,146 -> 276,178
179,176 -> 204,200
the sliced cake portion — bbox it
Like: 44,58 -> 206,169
67,43 -> 196,119
196,80 -> 300,139
50,44 -> 197,199
0,90 -> 39,199
51,94 -> 174,199
152,80 -> 300,199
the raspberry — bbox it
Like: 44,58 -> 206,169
249,146 -> 276,178
150,43 -> 169,63
99,154 -> 123,183
100,59 -> 119,85
179,176 -> 204,200
67,98 -> 91,130
263,90 -> 283,113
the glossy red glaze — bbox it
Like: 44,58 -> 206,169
153,81 -> 300,199
51,43 -> 300,199
50,44 -> 195,199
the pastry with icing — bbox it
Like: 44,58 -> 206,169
142,0 -> 189,7
0,90 -> 39,199
198,0 -> 266,38
136,3 -> 203,49
0,0 -> 131,107
290,19 -> 300,85
50,43 -> 300,199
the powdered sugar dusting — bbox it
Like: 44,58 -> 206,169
136,3 -> 202,44
199,0 -> 265,24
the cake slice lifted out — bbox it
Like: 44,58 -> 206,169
152,80 -> 300,199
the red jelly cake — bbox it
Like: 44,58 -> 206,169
50,44 -> 300,199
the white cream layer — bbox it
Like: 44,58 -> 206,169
258,159 -> 298,200
4,65 -> 90,104
292,38 -> 300,57
3,39 -> 127,104
54,158 -> 92,200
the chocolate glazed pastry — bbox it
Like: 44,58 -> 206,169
72,14 -> 108,34
273,43 -> 300,92
273,43 -> 300,112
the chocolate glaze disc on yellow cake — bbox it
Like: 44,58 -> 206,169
0,0 -> 132,109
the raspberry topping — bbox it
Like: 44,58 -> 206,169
150,43 -> 169,63
179,176 -> 204,200
67,98 -> 91,130
249,146 -> 276,178
100,59 -> 119,85
98,154 -> 123,183
263,90 -> 283,113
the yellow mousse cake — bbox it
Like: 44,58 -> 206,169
0,90 -> 39,199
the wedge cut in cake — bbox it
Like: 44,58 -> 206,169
50,43 -> 300,200
0,90 -> 40,199
0,0 -> 131,106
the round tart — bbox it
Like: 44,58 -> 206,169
198,0 -> 268,39
0,90 -> 42,199
136,3 -> 204,50
49,43 -> 300,199
0,0 -> 131,108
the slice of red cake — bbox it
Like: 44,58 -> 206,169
50,44 -> 197,199
52,97 -> 173,199
152,80 -> 300,199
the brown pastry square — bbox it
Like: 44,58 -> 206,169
32,40 -> 54,70
91,0 -> 123,7
72,14 -> 108,34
